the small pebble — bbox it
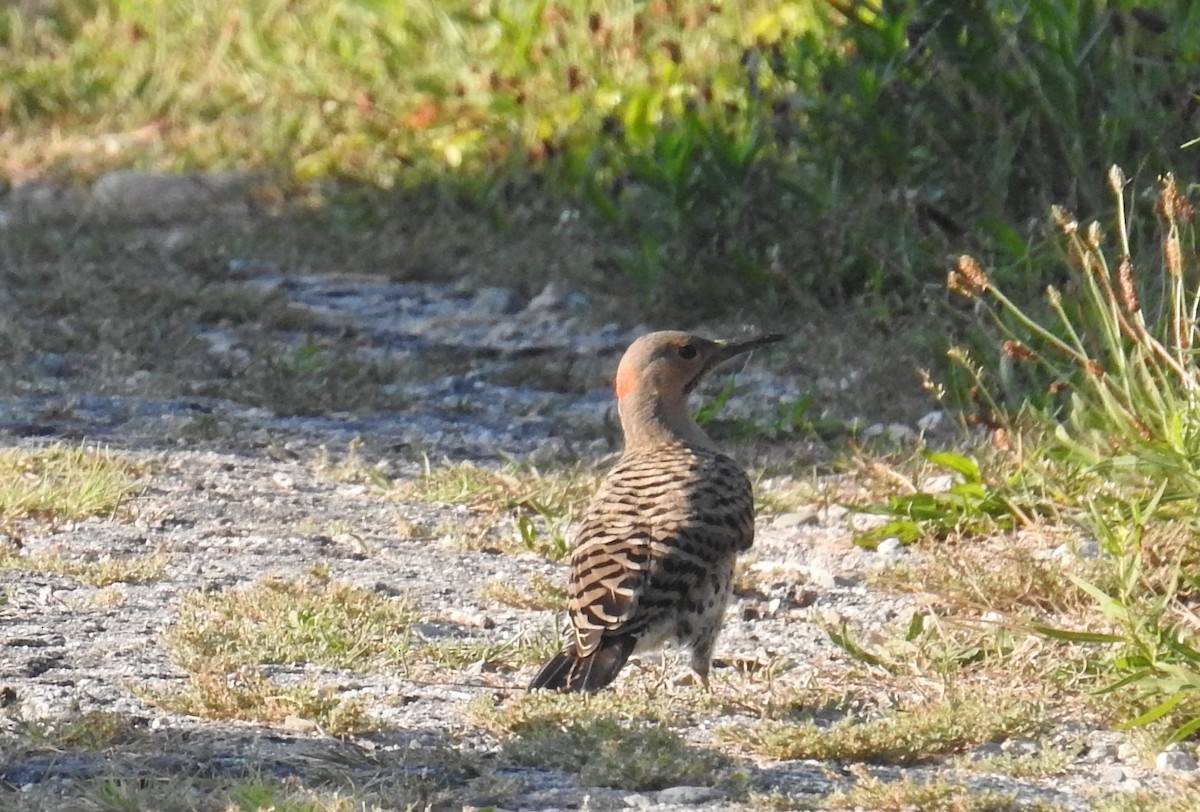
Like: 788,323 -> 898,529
1100,765 -> 1126,783
917,410 -> 945,433
822,504 -> 849,523
922,474 -> 955,492
1117,742 -> 1140,763
875,537 -> 904,555
1085,743 -> 1118,763
773,509 -> 819,528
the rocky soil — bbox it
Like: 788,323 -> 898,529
0,172 -> 1193,810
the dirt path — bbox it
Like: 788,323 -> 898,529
0,269 -> 1177,811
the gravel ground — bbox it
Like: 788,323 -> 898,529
0,236 -> 1191,810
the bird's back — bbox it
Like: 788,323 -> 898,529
566,442 -> 755,661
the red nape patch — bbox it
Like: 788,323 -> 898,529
614,359 -> 638,400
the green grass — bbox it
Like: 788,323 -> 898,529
0,0 -> 812,183
7,1 -> 1192,309
0,444 -> 141,520
1095,791 -> 1200,812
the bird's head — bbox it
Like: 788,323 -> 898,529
613,330 -> 783,445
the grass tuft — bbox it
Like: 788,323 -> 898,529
0,444 -> 141,521
0,545 -> 169,585
825,773 -> 1057,812
407,460 -> 598,560
718,689 -> 1044,765
168,575 -> 415,673
467,692 -> 726,792
481,572 -> 567,611
146,668 -> 375,737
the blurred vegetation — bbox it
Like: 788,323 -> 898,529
2,0 -> 1196,309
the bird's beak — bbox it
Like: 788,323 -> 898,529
711,333 -> 785,367
685,333 -> 784,394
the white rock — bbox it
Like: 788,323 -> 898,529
917,410 -> 945,433
876,537 -> 904,555
822,504 -> 849,523
525,281 -> 571,312
1101,765 -> 1126,783
923,474 -> 955,493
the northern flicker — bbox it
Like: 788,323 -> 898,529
529,330 -> 783,693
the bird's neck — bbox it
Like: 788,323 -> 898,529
618,385 -> 714,451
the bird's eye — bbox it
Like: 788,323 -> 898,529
677,344 -> 698,360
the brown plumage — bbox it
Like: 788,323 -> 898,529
529,330 -> 783,692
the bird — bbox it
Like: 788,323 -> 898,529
529,330 -> 783,692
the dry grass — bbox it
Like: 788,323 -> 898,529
481,572 -> 567,611
0,545 -> 169,585
145,668 -> 376,737
869,535 -> 1088,617
168,575 -> 416,673
467,691 -> 730,792
406,460 -> 600,561
717,687 -> 1045,765
824,773 -> 1056,812
405,459 -> 598,518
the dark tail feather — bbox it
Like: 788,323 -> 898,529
528,636 -> 636,692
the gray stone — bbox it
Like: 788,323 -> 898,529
970,742 -> 1004,761
655,786 -> 726,805
1156,747 -> 1198,772
916,410 -> 945,433
861,422 -> 917,443
1085,742 -> 1118,763
90,170 -> 255,221
773,509 -> 819,528
1001,738 -> 1042,757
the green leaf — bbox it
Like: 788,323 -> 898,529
826,624 -> 884,668
1031,625 -> 1124,644
924,450 -> 982,483
905,611 -> 925,641
1117,691 -> 1186,729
